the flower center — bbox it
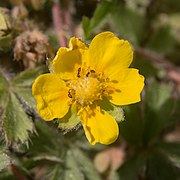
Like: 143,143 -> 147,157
75,77 -> 103,105
67,67 -> 109,106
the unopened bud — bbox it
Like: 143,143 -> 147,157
14,30 -> 50,68
0,8 -> 13,51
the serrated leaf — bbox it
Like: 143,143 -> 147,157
82,16 -> 91,40
82,1 -> 112,39
89,1 -> 112,30
133,54 -> 158,78
28,120 -> 62,153
64,150 -> 84,180
120,104 -> 143,145
72,148 -> 101,180
2,93 -> 33,142
146,25 -> 175,53
143,82 -> 175,144
0,71 -> 9,107
48,164 -> 65,180
118,152 -> 146,180
111,6 -> 143,45
0,150 -> 10,171
145,82 -> 172,110
12,67 -> 46,108
13,66 -> 46,87
146,151 -> 180,180
46,149 -> 84,180
155,142 -> 180,158
13,87 -> 36,108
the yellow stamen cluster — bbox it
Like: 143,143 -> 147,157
67,66 -> 109,106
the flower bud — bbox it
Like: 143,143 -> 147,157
14,30 -> 50,68
0,8 -> 13,51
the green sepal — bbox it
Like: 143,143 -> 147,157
58,103 -> 81,131
98,98 -> 124,123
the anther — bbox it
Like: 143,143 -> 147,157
68,89 -> 75,98
77,67 -> 81,78
86,72 -> 90,77
90,69 -> 95,73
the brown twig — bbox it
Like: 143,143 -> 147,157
135,47 -> 180,83
52,0 -> 67,47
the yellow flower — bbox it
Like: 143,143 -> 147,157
32,32 -> 144,145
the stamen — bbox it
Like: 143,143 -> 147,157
90,69 -> 95,73
77,67 -> 81,78
68,89 -> 75,98
67,66 -> 110,106
86,72 -> 90,77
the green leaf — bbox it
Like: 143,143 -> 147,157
13,66 -> 45,87
72,148 -> 101,180
0,71 -> 9,107
120,104 -> 143,145
2,93 -> 33,143
28,120 -> 62,153
64,150 -> 84,180
0,171 -> 15,180
82,1 -> 112,40
47,164 -> 65,180
143,82 -> 175,144
146,151 -> 180,180
109,171 -> 119,180
46,150 -> 85,180
46,147 -> 101,180
133,54 -> 158,78
155,142 -> 180,158
89,1 -> 112,31
0,149 -> 10,171
162,0 -> 180,13
110,6 -> 143,45
169,13 -> 180,42
13,87 -> 36,109
146,25 -> 175,53
13,67 -> 46,108
82,16 -> 91,40
118,152 -> 146,180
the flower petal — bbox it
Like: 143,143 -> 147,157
32,74 -> 70,120
88,32 -> 133,76
69,37 -> 88,50
80,106 -> 119,145
109,68 -> 144,105
51,37 -> 88,79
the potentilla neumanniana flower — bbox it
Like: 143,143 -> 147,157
32,32 -> 144,145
